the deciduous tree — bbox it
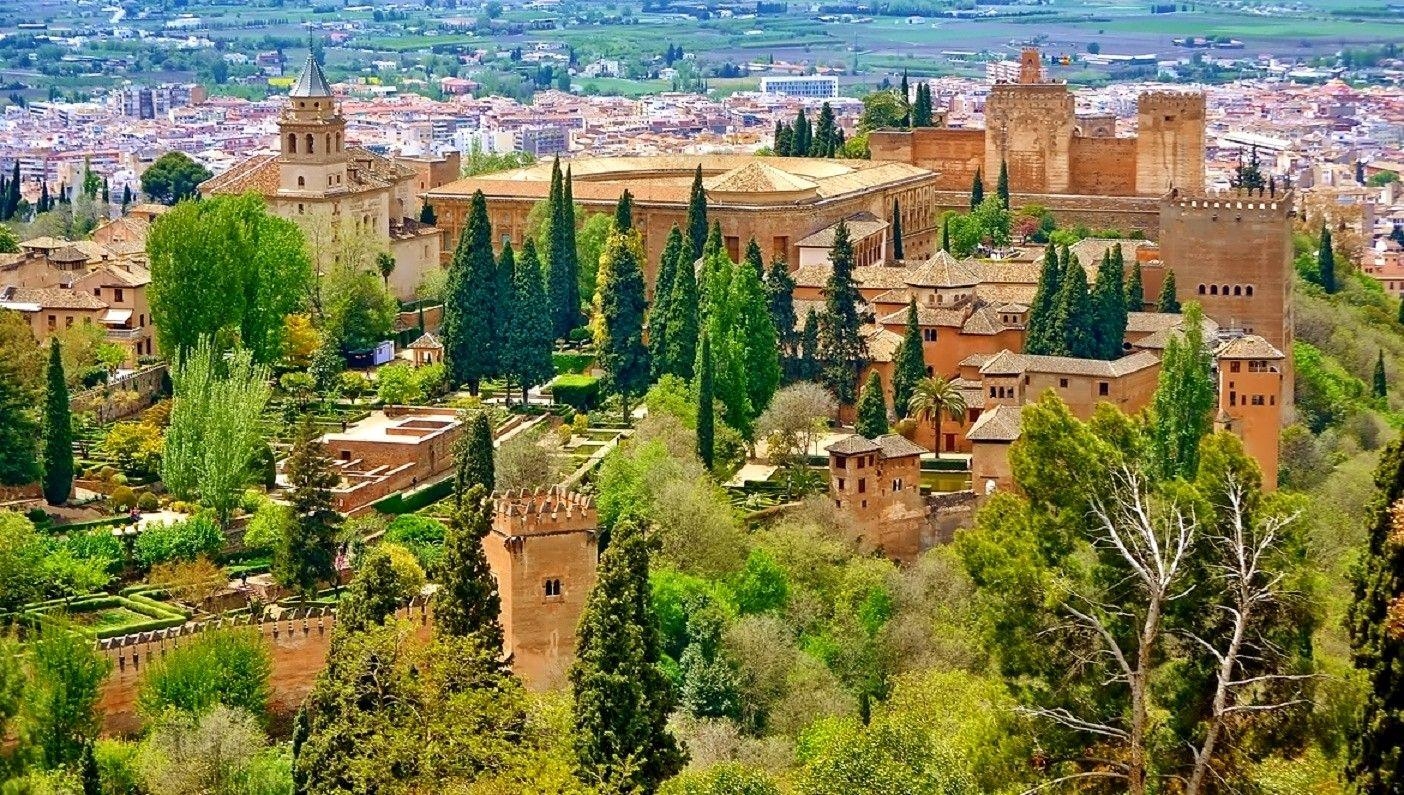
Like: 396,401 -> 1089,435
1149,302 -> 1214,480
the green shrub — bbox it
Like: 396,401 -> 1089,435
371,478 -> 455,515
137,628 -> 272,719
133,514 -> 225,568
551,374 -> 601,411
385,514 -> 446,545
63,529 -> 125,572
552,352 -> 595,374
110,486 -> 138,511
137,492 -> 160,512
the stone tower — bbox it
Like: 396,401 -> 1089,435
277,55 -> 348,195
483,487 -> 599,689
1214,335 -> 1286,490
985,48 -> 1074,194
1135,91 -> 1207,194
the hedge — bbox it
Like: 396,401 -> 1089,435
551,374 -> 601,411
552,352 -> 595,375
22,593 -> 189,639
372,477 -> 456,515
51,514 -> 134,535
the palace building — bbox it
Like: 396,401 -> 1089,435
201,56 -> 443,302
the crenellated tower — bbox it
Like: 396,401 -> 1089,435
985,48 -> 1075,194
1136,91 -> 1206,195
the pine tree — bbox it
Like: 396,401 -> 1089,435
337,550 -> 408,634
571,520 -> 687,793
892,300 -> 925,419
649,226 -> 684,380
1091,247 -> 1127,360
941,214 -> 951,253
855,371 -> 889,438
1318,224 -> 1337,294
1374,350 -> 1388,400
42,338 -> 73,505
813,102 -> 837,158
595,208 -> 650,420
1050,253 -> 1094,358
1024,244 -> 1063,355
1157,269 -> 1181,313
891,199 -> 904,260
0,357 -> 40,487
765,259 -> 800,381
687,165 -> 708,263
970,168 -> 984,211
454,410 -> 495,502
664,241 -> 699,381
435,484 -> 505,651
817,221 -> 868,405
736,256 -> 781,418
614,188 -> 634,232
1125,258 -> 1144,311
1347,433 -> 1404,794
799,308 -> 821,383
996,159 -> 1010,210
506,239 -> 555,403
696,332 -> 715,470
442,190 -> 498,394
275,415 -> 342,600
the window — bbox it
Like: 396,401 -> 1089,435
835,499 -> 842,508
1198,283 -> 1206,294
93,288 -> 100,296
837,477 -> 845,490
892,478 -> 903,492
47,315 -> 56,330
923,329 -> 937,342
288,133 -> 297,153
138,314 -> 145,326
1230,361 -> 1241,373
306,133 -> 315,153
1059,377 -> 1069,388
860,500 -> 867,509
926,366 -> 934,377
724,236 -> 740,262
65,317 -> 73,328
1210,285 -> 1218,295
1229,391 -> 1237,406
1098,381 -> 1109,396
1245,285 -> 1254,296
114,288 -> 123,302
1270,395 -> 1276,406
340,450 -> 351,460
858,478 -> 866,494
297,176 -> 305,187
1251,394 -> 1265,406
544,578 -> 562,597
328,176 -> 334,186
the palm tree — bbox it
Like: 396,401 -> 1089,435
376,251 -> 397,288
908,375 -> 967,457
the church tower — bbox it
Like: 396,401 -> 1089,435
277,55 -> 347,195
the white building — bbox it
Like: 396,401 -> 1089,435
758,75 -> 839,99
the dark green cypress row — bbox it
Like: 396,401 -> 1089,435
562,166 -> 581,333
996,159 -> 1010,210
891,300 -> 925,418
743,237 -> 764,278
765,259 -> 799,380
495,241 -> 516,385
687,165 -> 708,262
1050,253 -> 1094,358
42,337 -> 73,505
614,188 -> 634,232
941,214 -> 951,253
664,240 -> 699,381
695,332 -> 715,470
969,168 -> 984,211
1158,269 -> 1181,313
816,220 -> 868,405
435,483 -> 506,654
597,205 -> 650,419
855,370 -> 889,438
454,411 -> 495,503
649,226 -> 684,380
1125,256 -> 1144,311
442,190 -> 497,394
1318,224 -> 1337,293
1024,244 -> 1063,355
1091,247 -> 1127,360
891,199 -> 905,260
507,239 -> 556,403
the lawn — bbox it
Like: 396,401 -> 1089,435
71,606 -> 154,633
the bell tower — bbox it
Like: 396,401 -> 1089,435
277,55 -> 347,195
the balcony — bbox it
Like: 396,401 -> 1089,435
105,326 -> 144,340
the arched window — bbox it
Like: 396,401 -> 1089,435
335,132 -> 342,151
306,134 -> 315,154
297,176 -> 305,187
1210,285 -> 1218,295
287,133 -> 297,153
1245,285 -> 1254,296
1233,285 -> 1241,296
1221,284 -> 1229,295
326,134 -> 332,153
1198,283 -> 1206,294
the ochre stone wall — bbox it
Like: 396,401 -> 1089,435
1068,137 -> 1138,197
929,190 -> 1163,238
868,128 -> 985,192
985,84 -> 1075,194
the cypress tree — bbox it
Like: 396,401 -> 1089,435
702,242 -> 753,438
614,189 -> 634,232
562,166 -> 581,334
736,256 -> 781,417
1318,224 -> 1337,293
436,483 -> 505,653
773,119 -> 787,156
892,300 -> 925,419
996,159 -> 1010,210
1091,247 -> 1127,360
291,707 -> 310,795
442,190 -> 498,394
900,70 -> 910,127
1347,433 -> 1404,794
120,183 -> 131,209
0,357 -> 40,487
419,201 -> 436,225
649,226 -> 684,379
799,307 -> 821,383
792,108 -> 811,157
891,199 -> 904,260
699,221 -> 726,318
39,181 -> 50,214
1025,244 -> 1063,355
687,165 -> 708,263
42,338 -> 73,505
80,741 -> 99,795
6,162 -> 19,219
817,220 -> 868,405
696,332 -> 715,470
506,239 -> 555,403
743,237 -> 764,278
495,241 -> 516,389
765,259 -> 799,380
1050,253 -> 1094,358
545,159 -> 573,339
275,415 -> 342,600
855,371 -> 889,438
1157,269 -> 1181,313
1125,258 -> 1144,311
1374,350 -> 1388,400
571,519 -> 687,793
813,102 -> 837,157
455,410 -> 495,502
941,214 -> 951,253
969,168 -> 984,211
664,241 -> 699,381
596,212 -> 650,420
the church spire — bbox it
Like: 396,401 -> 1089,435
289,53 -> 332,98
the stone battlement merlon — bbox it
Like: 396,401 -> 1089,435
492,486 -> 598,536
1163,187 -> 1295,213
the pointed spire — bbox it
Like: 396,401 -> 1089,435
289,53 -> 333,98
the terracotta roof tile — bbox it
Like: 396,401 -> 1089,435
967,404 -> 1023,442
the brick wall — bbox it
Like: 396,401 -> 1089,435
1068,137 -> 1138,197
71,364 -> 168,424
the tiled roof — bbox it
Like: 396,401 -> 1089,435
876,304 -> 965,327
1068,238 -> 1131,276
967,404 -> 1023,443
84,264 -> 151,287
869,287 -> 915,306
826,434 -> 880,455
1215,334 -> 1285,360
864,325 -> 903,362
795,212 -> 888,248
960,305 -> 1009,335
201,154 -> 280,196
9,287 -> 107,310
876,433 -> 926,458
905,250 -> 980,288
1126,311 -> 1186,334
704,161 -> 817,194
1134,316 -> 1220,350
407,332 -> 443,350
974,283 -> 1036,306
289,54 -> 333,97
975,349 -> 1161,378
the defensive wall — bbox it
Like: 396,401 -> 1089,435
928,190 -> 1163,238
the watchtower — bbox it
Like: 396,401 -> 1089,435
484,487 -> 599,689
1214,335 -> 1286,489
1017,47 -> 1044,84
1136,92 -> 1206,194
277,55 -> 348,195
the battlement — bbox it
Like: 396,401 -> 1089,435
492,486 -> 598,538
1163,187 -> 1295,214
988,83 -> 1072,107
1137,91 -> 1206,116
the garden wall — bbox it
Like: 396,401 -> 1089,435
95,599 -> 433,736
71,364 -> 169,424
